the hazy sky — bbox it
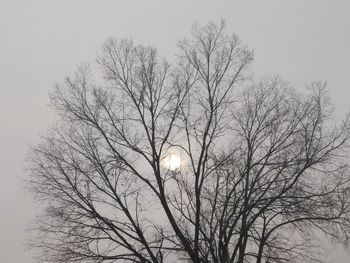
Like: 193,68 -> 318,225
1,1 -> 350,262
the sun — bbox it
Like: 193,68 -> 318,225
163,154 -> 182,171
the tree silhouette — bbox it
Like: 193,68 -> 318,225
28,22 -> 350,263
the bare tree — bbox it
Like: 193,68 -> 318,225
27,21 -> 350,263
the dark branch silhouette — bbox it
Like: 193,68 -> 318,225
27,21 -> 350,263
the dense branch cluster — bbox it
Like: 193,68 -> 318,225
28,22 -> 350,263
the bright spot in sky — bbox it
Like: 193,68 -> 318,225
163,154 -> 182,171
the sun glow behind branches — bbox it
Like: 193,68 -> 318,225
163,154 -> 182,171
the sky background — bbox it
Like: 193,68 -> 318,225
1,0 -> 350,262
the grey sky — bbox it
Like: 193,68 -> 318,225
0,1 -> 349,262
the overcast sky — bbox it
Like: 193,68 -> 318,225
0,1 -> 349,262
